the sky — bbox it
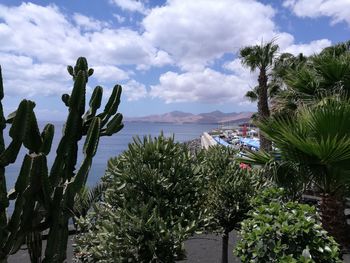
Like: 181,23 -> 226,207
0,0 -> 349,120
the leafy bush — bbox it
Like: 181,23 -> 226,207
238,150 -> 309,201
201,146 -> 261,263
201,145 -> 236,182
249,187 -> 289,207
74,134 -> 206,262
207,163 -> 255,232
235,193 -> 341,263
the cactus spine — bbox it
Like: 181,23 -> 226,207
0,57 -> 124,262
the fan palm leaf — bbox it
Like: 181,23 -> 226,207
259,97 -> 350,194
276,42 -> 350,115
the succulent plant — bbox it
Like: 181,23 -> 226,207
0,57 -> 124,262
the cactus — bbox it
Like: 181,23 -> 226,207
0,57 -> 124,262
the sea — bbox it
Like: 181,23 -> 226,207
5,122 -> 217,190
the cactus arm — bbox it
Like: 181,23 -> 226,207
65,117 -> 100,212
97,84 -> 122,127
50,70 -> 87,184
43,120 -> 100,262
39,156 -> 52,212
84,86 -> 103,119
26,231 -> 42,263
7,154 -> 32,202
43,215 -> 69,263
0,99 -> 42,166
83,117 -> 101,157
23,109 -> 42,153
69,71 -> 86,116
2,154 -> 33,256
73,58 -> 88,79
44,118 -> 101,263
101,113 -> 124,136
61,94 -> 70,107
43,186 -> 67,263
4,152 -> 51,258
0,66 -> 8,254
39,124 -> 54,155
0,141 -> 22,166
82,86 -> 103,135
9,100 -> 39,143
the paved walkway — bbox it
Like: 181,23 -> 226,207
8,232 -> 241,263
8,232 -> 350,263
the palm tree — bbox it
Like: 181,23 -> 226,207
272,52 -> 307,82
320,40 -> 350,57
72,182 -> 107,229
240,40 -> 279,151
256,97 -> 350,249
275,42 -> 350,114
268,52 -> 308,116
245,83 -> 281,103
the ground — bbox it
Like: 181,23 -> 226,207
8,232 -> 241,263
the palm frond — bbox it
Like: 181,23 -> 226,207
245,90 -> 258,102
258,97 -> 350,194
240,40 -> 279,72
73,182 -> 108,218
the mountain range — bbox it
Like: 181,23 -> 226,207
125,110 -> 253,124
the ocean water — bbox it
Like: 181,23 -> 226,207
4,122 -> 217,189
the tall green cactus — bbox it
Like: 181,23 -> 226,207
0,57 -> 124,262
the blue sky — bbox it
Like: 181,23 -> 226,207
0,0 -> 349,120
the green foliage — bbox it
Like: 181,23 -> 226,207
72,182 -> 108,229
201,146 -> 258,232
74,134 -> 206,262
201,146 -> 262,263
249,187 -> 289,207
240,40 -> 279,71
274,41 -> 350,114
240,39 -> 279,151
0,57 -> 124,262
200,145 -> 236,181
235,192 -> 341,263
259,97 -> 350,196
238,150 -> 309,201
207,163 -> 256,232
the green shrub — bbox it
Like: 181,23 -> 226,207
249,187 -> 289,207
207,163 -> 256,232
201,145 -> 236,183
200,146 -> 261,263
235,197 -> 341,263
74,134 -> 206,262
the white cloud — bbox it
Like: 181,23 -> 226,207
0,1 -> 337,107
88,28 -> 172,67
0,53 -> 70,97
93,66 -> 129,82
73,13 -> 109,31
142,0 -> 284,70
283,0 -> 350,26
223,58 -> 258,83
282,39 -> 332,56
110,0 -> 148,14
150,68 -> 252,104
0,2 -> 169,100
0,3 -> 168,67
123,80 -> 147,101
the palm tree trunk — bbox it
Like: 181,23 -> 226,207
221,230 -> 229,263
320,194 -> 350,251
258,68 -> 271,152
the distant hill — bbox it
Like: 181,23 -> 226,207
125,110 -> 253,124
